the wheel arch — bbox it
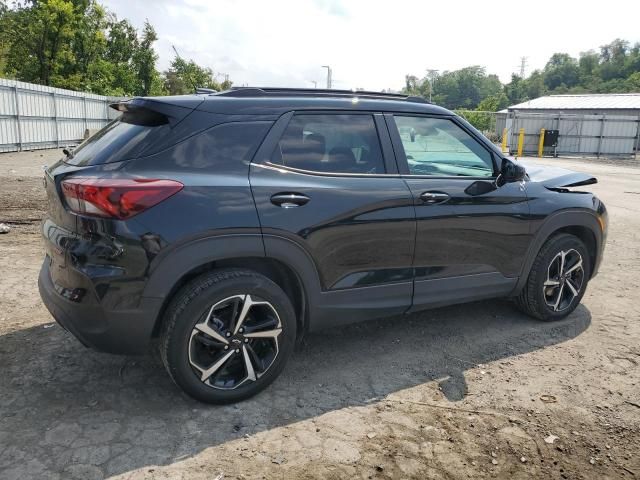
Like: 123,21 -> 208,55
513,210 -> 603,295
553,225 -> 597,273
145,234 -> 316,342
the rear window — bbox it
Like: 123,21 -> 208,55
65,109 -> 170,166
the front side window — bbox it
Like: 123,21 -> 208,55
394,116 -> 494,177
271,114 -> 385,174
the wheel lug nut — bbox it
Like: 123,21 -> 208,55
238,328 -> 244,333
224,345 -> 229,350
244,339 -> 249,343
235,349 -> 240,353
225,332 -> 231,337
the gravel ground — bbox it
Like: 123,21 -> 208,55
0,150 -> 639,480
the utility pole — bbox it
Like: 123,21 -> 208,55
426,69 -> 439,103
310,80 -> 317,88
321,65 -> 332,89
519,57 -> 528,78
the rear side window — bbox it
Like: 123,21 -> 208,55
168,121 -> 272,170
65,109 -> 170,166
271,114 -> 385,174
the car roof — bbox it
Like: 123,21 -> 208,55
146,88 -> 454,117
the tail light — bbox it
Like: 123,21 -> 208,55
61,177 -> 183,220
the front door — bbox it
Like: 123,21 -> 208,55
385,113 -> 531,310
250,112 -> 416,328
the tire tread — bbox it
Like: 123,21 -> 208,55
515,233 -> 588,321
160,269 -> 277,391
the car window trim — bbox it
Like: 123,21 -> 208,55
254,110 -> 400,178
384,112 -> 499,179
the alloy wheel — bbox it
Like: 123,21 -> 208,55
188,294 -> 282,389
543,249 -> 585,312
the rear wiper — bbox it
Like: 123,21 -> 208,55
62,147 -> 75,159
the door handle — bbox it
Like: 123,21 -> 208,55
270,192 -> 310,208
419,191 -> 450,205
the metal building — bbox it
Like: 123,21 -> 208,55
0,78 -> 122,153
496,94 -> 640,157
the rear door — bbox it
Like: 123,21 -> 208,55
250,111 -> 416,327
385,113 -> 531,310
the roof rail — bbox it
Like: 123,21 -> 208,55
213,87 -> 429,103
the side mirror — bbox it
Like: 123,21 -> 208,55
498,159 -> 526,186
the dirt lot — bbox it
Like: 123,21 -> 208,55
0,150 -> 639,480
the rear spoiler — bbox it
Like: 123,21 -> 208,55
109,96 -> 204,127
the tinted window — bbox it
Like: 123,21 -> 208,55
395,116 -> 494,177
271,114 -> 385,174
168,121 -> 272,170
65,109 -> 170,166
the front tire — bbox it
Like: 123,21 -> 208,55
516,233 -> 591,321
160,269 -> 296,404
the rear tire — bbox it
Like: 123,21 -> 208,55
515,234 -> 591,321
160,269 -> 296,404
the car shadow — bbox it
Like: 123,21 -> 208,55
0,299 -> 590,477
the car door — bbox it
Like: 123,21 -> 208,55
250,111 -> 416,328
385,113 -> 531,311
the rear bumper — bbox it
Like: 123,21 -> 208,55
38,258 -> 163,354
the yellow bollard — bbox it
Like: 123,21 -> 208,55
517,128 -> 525,157
537,128 -> 546,157
501,128 -> 508,153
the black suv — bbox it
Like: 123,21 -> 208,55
39,88 -> 607,403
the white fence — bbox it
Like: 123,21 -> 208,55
496,111 -> 640,158
0,78 -> 122,153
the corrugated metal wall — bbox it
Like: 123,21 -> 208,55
0,78 -> 122,153
498,111 -> 640,157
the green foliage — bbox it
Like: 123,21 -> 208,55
477,93 -> 509,112
544,53 -> 580,90
405,38 -> 640,111
404,66 -> 502,110
505,39 -> 640,104
0,0 -> 232,97
163,56 -> 231,95
133,21 -> 160,96
0,0 -> 9,75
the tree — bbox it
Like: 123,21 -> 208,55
627,72 -> 640,90
52,1 -> 110,91
0,1 -> 170,96
2,0 -> 77,86
405,37 -> 640,115
133,20 -> 160,96
404,74 -> 420,94
163,55 -> 231,95
0,0 -> 9,76
477,93 -> 509,112
99,18 -> 139,95
544,53 -> 580,90
403,66 -> 502,110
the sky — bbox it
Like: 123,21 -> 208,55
102,0 -> 640,91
